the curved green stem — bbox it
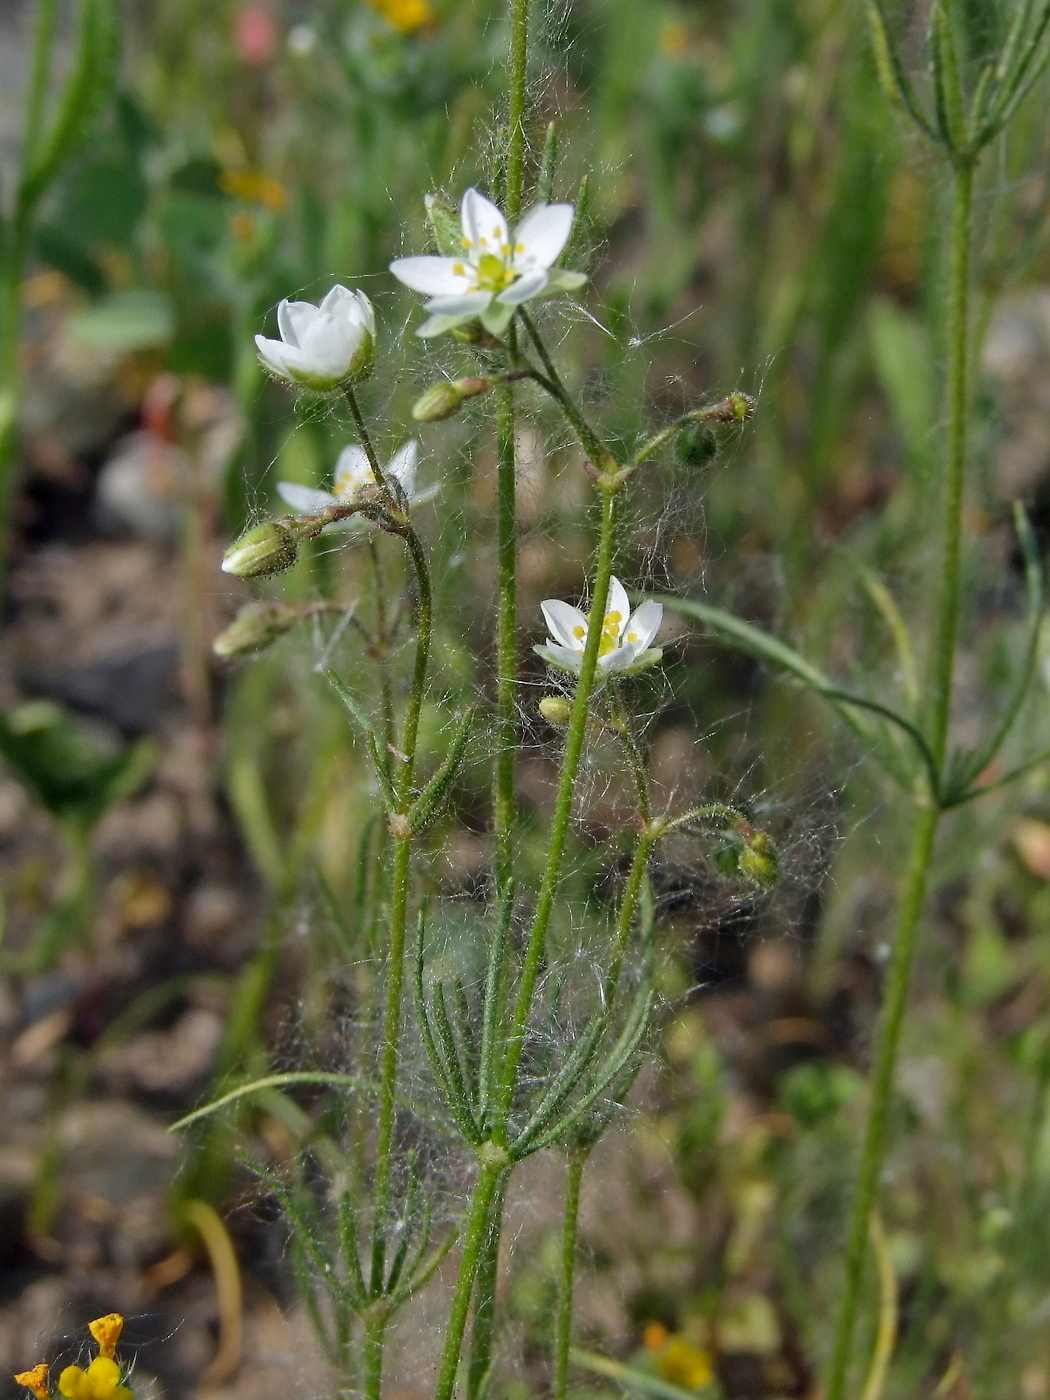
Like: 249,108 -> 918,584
345,384 -> 397,505
519,311 -> 613,470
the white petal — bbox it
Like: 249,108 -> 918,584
387,440 -> 418,492
277,482 -> 337,514
604,578 -> 632,635
256,335 -> 296,378
416,312 -> 470,339
535,643 -> 583,675
390,256 -> 473,296
496,269 -> 549,306
333,444 -> 372,496
513,203 -> 574,269
299,315 -> 363,379
543,268 -> 588,294
320,284 -> 363,321
624,600 -> 663,652
423,290 -> 492,317
541,599 -> 588,651
461,187 -> 509,255
276,299 -> 318,348
599,646 -> 635,672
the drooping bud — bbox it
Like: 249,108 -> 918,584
213,601 -> 301,657
221,520 -> 299,578
675,423 -> 718,468
538,696 -> 573,727
412,377 -> 496,422
425,194 -> 463,256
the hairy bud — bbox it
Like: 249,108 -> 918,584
413,377 -> 496,422
213,601 -> 300,657
425,194 -> 463,256
221,520 -> 299,578
538,696 -> 573,727
739,828 -> 779,887
675,423 -> 718,468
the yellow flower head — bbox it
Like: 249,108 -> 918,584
14,1364 -> 50,1400
643,1324 -> 715,1393
365,0 -> 435,33
58,1358 -> 131,1400
87,1317 -> 123,1362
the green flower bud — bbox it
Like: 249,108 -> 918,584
221,520 -> 299,578
538,696 -> 573,727
213,602 -> 300,657
412,377 -> 495,422
675,423 -> 718,468
451,319 -> 488,345
738,828 -> 780,887
425,194 -> 463,256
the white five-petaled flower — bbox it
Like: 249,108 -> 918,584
535,577 -> 664,678
277,441 -> 435,527
256,285 -> 375,391
390,187 -> 586,339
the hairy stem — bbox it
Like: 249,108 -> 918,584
466,1177 -> 507,1399
496,485 -> 620,1122
553,1149 -> 587,1400
520,311 -> 611,469
824,155 -> 975,1400
433,1161 -> 508,1400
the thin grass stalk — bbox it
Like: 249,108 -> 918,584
823,155 -> 976,1400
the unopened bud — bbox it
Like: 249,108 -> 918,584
412,377 -> 495,422
213,601 -> 300,657
221,520 -> 299,578
425,194 -> 463,256
701,391 -> 755,424
452,319 -> 488,345
675,423 -> 718,468
539,696 -> 573,727
739,828 -> 779,887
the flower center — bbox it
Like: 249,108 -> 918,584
474,252 -> 517,293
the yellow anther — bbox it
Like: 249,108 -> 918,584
501,243 -> 511,254
572,625 -> 586,640
15,1365 -> 50,1400
453,262 -> 466,275
604,610 -> 622,626
88,1317 -> 124,1362
461,236 -> 471,248
59,1358 -> 130,1400
515,242 -> 525,253
627,631 -> 638,643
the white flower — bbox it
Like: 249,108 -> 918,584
276,441 -> 435,527
255,285 -> 375,391
534,577 -> 664,678
390,187 -> 586,339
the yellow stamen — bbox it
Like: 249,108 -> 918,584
88,1317 -> 124,1362
515,242 -> 525,253
627,632 -> 638,643
452,262 -> 466,275
15,1365 -> 50,1400
572,625 -> 586,640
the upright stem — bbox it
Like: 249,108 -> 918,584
553,1149 -> 587,1400
433,1161 -> 508,1400
505,0 -> 530,225
824,156 -> 975,1400
493,376 -> 518,892
466,1177 -> 507,1400
366,526 -> 432,1395
496,486 -> 620,1123
925,158 -> 975,770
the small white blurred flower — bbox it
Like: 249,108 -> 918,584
277,440 -> 435,527
287,23 -> 317,54
255,285 -> 374,391
390,187 -> 586,339
534,577 -> 663,678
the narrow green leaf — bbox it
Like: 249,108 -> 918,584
169,1072 -> 365,1132
408,707 -> 475,834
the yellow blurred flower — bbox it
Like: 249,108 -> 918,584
643,1323 -> 715,1392
58,1359 -> 131,1400
365,0 -> 435,33
14,1364 -> 50,1400
219,169 -> 287,211
660,21 -> 689,55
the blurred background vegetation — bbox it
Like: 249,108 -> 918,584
2,0 -> 1050,1397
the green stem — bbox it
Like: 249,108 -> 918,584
520,312 -> 612,470
611,691 -> 652,824
496,486 -> 621,1124
433,1161 -> 508,1400
364,1311 -> 387,1400
553,1149 -> 587,1400
925,158 -> 974,771
345,385 -> 397,505
467,1177 -> 508,1399
505,0 -> 531,223
823,800 -> 939,1400
367,526 -> 432,1320
493,375 -> 517,891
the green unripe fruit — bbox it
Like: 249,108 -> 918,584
221,521 -> 299,578
675,423 -> 718,468
213,602 -> 300,657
